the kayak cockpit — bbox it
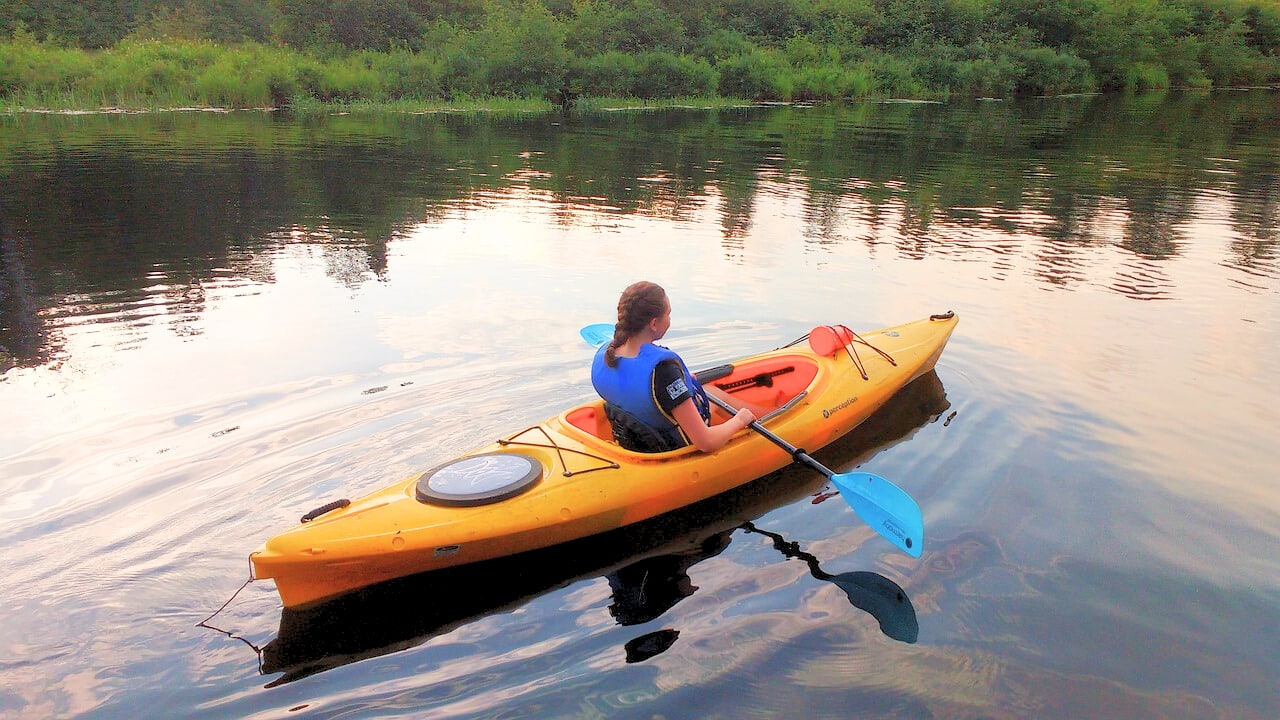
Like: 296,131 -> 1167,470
563,353 -> 819,443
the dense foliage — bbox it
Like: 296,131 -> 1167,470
1,0 -> 1277,107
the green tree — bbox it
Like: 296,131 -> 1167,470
565,0 -> 688,55
477,0 -> 569,96
719,0 -> 816,43
631,51 -> 716,97
0,0 -> 164,47
270,0 -> 425,51
132,0 -> 271,43
995,0 -> 1098,48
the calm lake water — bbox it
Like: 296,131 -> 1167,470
1,89 -> 1278,719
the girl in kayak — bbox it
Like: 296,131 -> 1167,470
591,281 -> 755,452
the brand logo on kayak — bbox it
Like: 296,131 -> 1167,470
434,545 -> 461,557
822,396 -> 858,418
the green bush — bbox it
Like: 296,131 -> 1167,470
190,44 -> 303,107
438,45 -> 485,98
1161,36 -> 1209,88
476,1 -> 568,97
716,51 -> 790,100
872,54 -> 927,96
1126,61 -> 1170,91
0,32 -> 94,97
311,55 -> 385,101
959,57 -> 1023,97
793,64 -> 853,100
840,62 -> 877,97
569,52 -> 639,97
694,29 -> 758,64
631,52 -> 716,98
195,58 -> 268,107
1008,45 -> 1094,95
368,49 -> 442,99
1200,19 -> 1276,86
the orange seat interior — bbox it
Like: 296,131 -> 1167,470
566,404 -> 614,440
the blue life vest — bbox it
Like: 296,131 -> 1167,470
591,343 -> 711,449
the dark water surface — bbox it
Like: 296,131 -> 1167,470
1,90 -> 1277,719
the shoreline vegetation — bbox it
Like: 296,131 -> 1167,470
2,0 -> 1278,113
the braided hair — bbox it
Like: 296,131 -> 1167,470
605,281 -> 668,368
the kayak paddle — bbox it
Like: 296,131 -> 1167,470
580,323 -> 924,558
580,323 -> 614,348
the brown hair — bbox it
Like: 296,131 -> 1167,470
605,281 -> 668,367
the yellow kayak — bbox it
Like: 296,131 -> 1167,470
251,312 -> 958,608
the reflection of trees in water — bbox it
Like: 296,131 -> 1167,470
0,202 -> 48,370
1119,184 -> 1190,261
2,91 -> 1277,369
1225,162 -> 1279,280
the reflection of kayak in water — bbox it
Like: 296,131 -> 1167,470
250,313 -> 957,609
257,369 -> 950,684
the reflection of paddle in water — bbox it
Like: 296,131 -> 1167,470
605,521 -> 916,664
741,521 -> 918,644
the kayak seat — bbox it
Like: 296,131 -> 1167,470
564,402 -> 691,452
565,404 -> 614,440
604,402 -> 687,453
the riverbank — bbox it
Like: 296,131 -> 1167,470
4,29 -> 1277,115
0,93 -> 763,116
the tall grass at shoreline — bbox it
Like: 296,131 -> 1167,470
1,29 -> 1276,113
0,35 -> 1095,112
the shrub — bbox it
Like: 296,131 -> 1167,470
1125,61 -> 1169,91
1008,46 -> 1094,95
368,49 -> 442,99
1200,19 -> 1276,86
467,0 -> 568,97
956,57 -> 1022,97
631,52 -> 716,98
312,55 -> 385,102
793,62 -> 881,100
694,29 -> 758,64
0,32 -> 95,98
716,51 -> 791,100
191,44 -> 305,107
569,52 -> 639,97
438,46 -> 485,98
871,54 -> 926,96
196,58 -> 270,107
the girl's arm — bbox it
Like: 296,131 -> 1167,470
671,398 -> 754,453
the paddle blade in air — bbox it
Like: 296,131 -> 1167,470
581,323 -> 613,348
830,471 -> 924,558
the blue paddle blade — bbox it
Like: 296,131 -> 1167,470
581,323 -> 614,348
830,472 -> 924,558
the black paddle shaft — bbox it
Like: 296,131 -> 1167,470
704,393 -> 834,481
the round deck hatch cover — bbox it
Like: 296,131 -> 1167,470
415,452 -> 543,506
